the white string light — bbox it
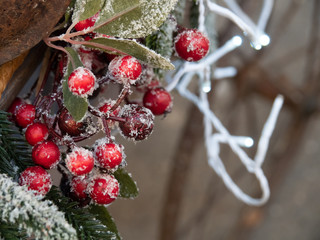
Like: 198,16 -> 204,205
166,0 -> 284,205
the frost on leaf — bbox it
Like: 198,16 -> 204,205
72,0 -> 104,22
88,37 -> 175,70
0,174 -> 77,239
95,0 -> 178,38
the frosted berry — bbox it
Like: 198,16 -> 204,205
66,147 -> 94,176
88,175 -> 119,205
99,100 -> 120,126
119,104 -> 154,141
25,122 -> 49,146
58,108 -> 86,136
74,12 -> 99,31
68,67 -> 96,97
95,142 -> 123,170
15,103 -> 36,128
19,166 -> 52,196
108,55 -> 142,84
32,140 -> 60,169
143,87 -> 172,115
99,100 -> 120,116
70,176 -> 89,199
175,29 -> 209,62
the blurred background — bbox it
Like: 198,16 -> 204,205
108,1 -> 320,240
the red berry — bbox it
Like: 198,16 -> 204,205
99,100 -> 120,126
95,141 -> 123,170
7,98 -> 23,115
15,103 -> 36,128
32,141 -> 60,169
147,79 -> 160,89
74,12 -> 99,31
143,87 -> 172,115
19,166 -> 52,196
66,147 -> 94,176
88,175 -> 119,205
175,29 -> 209,62
58,108 -> 86,136
68,67 -> 96,97
70,176 -> 88,199
99,101 -> 120,116
25,122 -> 49,146
119,104 -> 154,141
108,56 -> 142,84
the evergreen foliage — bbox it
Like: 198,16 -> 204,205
0,220 -> 27,240
0,174 -> 77,240
46,186 -> 118,240
0,111 -> 34,179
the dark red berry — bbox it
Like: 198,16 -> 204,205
19,166 -> 52,196
32,141 -> 60,169
25,122 -> 49,146
15,103 -> 36,128
143,87 -> 172,115
147,79 -> 160,89
108,55 -> 142,84
95,141 -> 123,170
88,175 -> 119,205
175,29 -> 209,62
74,12 -> 99,31
7,98 -> 23,115
58,108 -> 86,136
68,67 -> 96,96
70,176 -> 88,199
119,104 -> 154,141
66,147 -> 94,176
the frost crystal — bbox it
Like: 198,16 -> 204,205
0,174 -> 77,239
96,0 -> 178,39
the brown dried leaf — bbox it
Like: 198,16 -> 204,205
0,51 -> 29,98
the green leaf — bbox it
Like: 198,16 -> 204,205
114,168 -> 139,198
72,0 -> 104,22
62,47 -> 88,122
95,0 -> 178,38
89,205 -> 121,240
65,0 -> 76,24
65,47 -> 83,67
86,38 -> 174,70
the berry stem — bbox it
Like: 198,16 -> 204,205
43,39 -> 75,69
102,116 -> 112,141
107,116 -> 126,122
110,84 -> 130,112
97,75 -> 112,85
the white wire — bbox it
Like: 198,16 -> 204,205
177,76 -> 283,205
258,0 -> 274,31
167,0 -> 279,206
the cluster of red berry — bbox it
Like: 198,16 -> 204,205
7,13 -> 209,206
